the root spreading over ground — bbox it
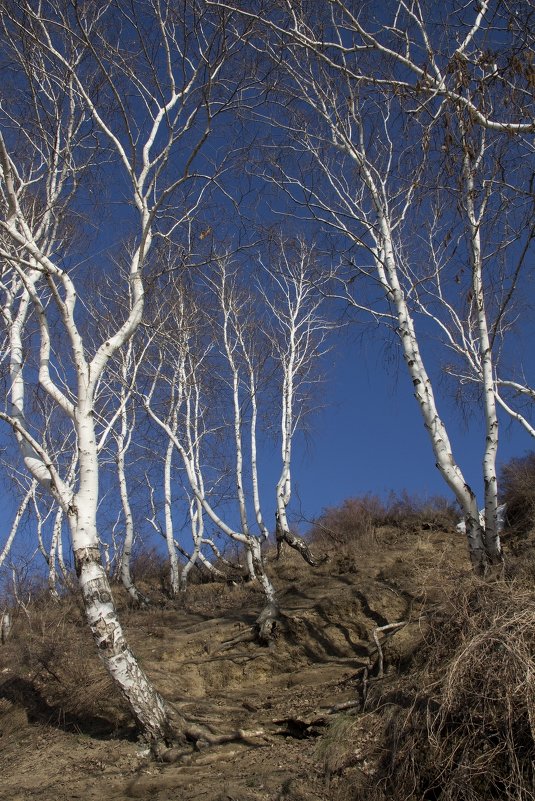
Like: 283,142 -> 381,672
1,522 -> 535,801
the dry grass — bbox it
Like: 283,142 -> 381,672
366,579 -> 535,801
1,593 -> 130,734
310,495 -> 384,551
501,451 -> 535,537
1,494 -> 533,801
382,491 -> 458,533
310,492 -> 458,555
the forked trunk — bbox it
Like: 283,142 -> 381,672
373,214 -> 490,573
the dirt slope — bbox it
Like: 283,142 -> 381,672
0,526 -> 469,801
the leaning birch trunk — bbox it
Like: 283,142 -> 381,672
71,404 -> 172,745
116,393 -> 149,605
1,214 -> 176,746
249,537 -> 279,643
462,129 -> 502,564
0,0 -> 246,751
0,481 -> 35,570
373,210 -> 487,572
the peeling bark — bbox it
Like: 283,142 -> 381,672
1,612 -> 12,644
74,545 -> 176,746
275,512 -> 325,567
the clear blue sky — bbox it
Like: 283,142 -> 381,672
1,0 -> 534,579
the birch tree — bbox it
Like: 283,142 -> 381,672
204,257 -> 273,577
209,0 -> 535,134
206,0 -> 534,571
143,272 -> 280,637
259,238 -> 332,565
142,279 -> 223,596
413,124 -> 532,561
105,336 -> 150,605
0,478 -> 37,574
0,0 -> 247,748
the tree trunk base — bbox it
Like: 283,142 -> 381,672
214,601 -> 281,652
255,600 -> 279,643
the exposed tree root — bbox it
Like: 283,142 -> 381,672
216,601 -> 282,652
372,621 -> 407,678
128,586 -> 150,608
272,714 -> 326,739
327,699 -> 362,713
216,629 -> 257,652
256,600 -> 280,643
153,706 -> 268,762
151,617 -> 409,757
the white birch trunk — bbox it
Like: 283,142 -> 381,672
163,436 -> 181,597
262,249 -> 327,567
0,1 -> 243,748
249,536 -> 279,643
1,612 -> 11,644
71,404 -> 172,744
462,136 -> 502,564
48,507 -> 62,601
179,499 -> 203,592
116,387 -> 149,605
0,481 -> 35,569
276,361 -> 293,556
219,273 -> 257,581
49,452 -> 77,595
146,379 -> 278,611
57,531 -> 70,583
248,364 -> 270,542
374,212 -> 487,571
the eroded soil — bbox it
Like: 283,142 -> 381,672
0,527 -> 469,801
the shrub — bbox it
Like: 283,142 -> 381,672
310,492 -> 458,549
383,490 -> 458,531
500,451 -> 535,536
367,581 -> 535,801
1,596 -> 129,734
309,495 -> 387,548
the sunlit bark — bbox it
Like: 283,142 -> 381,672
259,239 -> 331,566
0,0 -> 244,745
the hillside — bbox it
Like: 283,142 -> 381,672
0,524 -> 533,801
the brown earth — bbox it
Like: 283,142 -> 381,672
0,526 -> 477,801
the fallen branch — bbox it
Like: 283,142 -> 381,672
372,621 -> 407,678
157,722 -> 268,762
